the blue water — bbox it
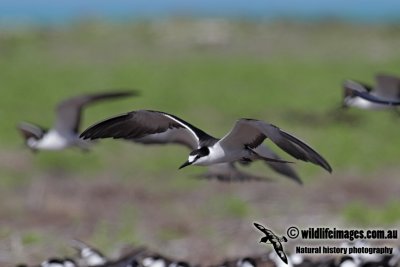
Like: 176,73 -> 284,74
1,0 -> 400,26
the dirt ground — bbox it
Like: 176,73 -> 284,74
0,151 -> 399,266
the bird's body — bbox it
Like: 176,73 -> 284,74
80,110 -> 331,177
18,90 -> 137,152
344,96 -> 390,110
135,126 -> 300,182
40,258 -> 77,267
26,129 -> 82,151
343,74 -> 400,109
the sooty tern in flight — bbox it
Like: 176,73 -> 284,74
17,90 -> 137,152
80,110 -> 332,174
128,122 -> 302,183
343,74 -> 400,109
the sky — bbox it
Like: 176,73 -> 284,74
1,0 -> 400,25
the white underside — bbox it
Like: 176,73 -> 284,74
41,261 -> 64,267
142,258 -> 167,267
347,96 -> 392,110
28,130 -> 89,150
81,248 -> 106,266
193,143 -> 253,166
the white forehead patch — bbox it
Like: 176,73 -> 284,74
188,155 -> 196,162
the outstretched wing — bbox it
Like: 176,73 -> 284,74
253,222 -> 274,237
272,241 -> 288,264
350,88 -> 400,106
343,80 -> 372,96
55,90 -> 138,134
374,74 -> 400,100
219,119 -> 332,173
80,110 -> 218,147
133,127 -> 199,150
252,145 -> 302,184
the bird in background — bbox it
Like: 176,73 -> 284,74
70,239 -> 108,267
342,73 -> 400,110
80,110 -> 332,176
17,90 -> 138,152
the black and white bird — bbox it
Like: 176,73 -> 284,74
40,258 -> 77,267
128,119 -> 302,183
17,90 -> 137,152
80,110 -> 332,175
211,257 -> 259,267
71,239 -> 107,266
99,246 -> 148,267
343,74 -> 400,109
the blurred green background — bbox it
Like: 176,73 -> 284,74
0,18 -> 400,266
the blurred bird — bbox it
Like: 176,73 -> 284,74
136,251 -> 192,267
71,239 -> 107,266
209,254 -> 275,267
17,90 -> 138,152
342,74 -> 400,110
97,246 -> 148,267
40,258 -> 77,267
80,110 -> 332,176
194,162 -> 274,183
141,255 -> 170,267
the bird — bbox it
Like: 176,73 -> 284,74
17,90 -> 138,152
130,122 -> 302,183
342,73 -> 400,110
194,162 -> 274,182
71,239 -> 107,266
80,110 -> 332,175
40,258 -> 77,267
141,255 -> 170,267
98,246 -> 149,267
253,223 -> 288,265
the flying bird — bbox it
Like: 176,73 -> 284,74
17,90 -> 137,152
343,73 -> 400,109
254,223 -> 288,264
80,110 -> 332,174
129,123 -> 302,183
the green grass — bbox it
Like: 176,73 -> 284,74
2,21 -> 400,179
342,200 -> 400,226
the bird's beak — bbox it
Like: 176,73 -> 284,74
179,160 -> 192,169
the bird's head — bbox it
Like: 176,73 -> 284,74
342,80 -> 366,108
179,146 -> 210,169
342,86 -> 358,108
259,236 -> 269,243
